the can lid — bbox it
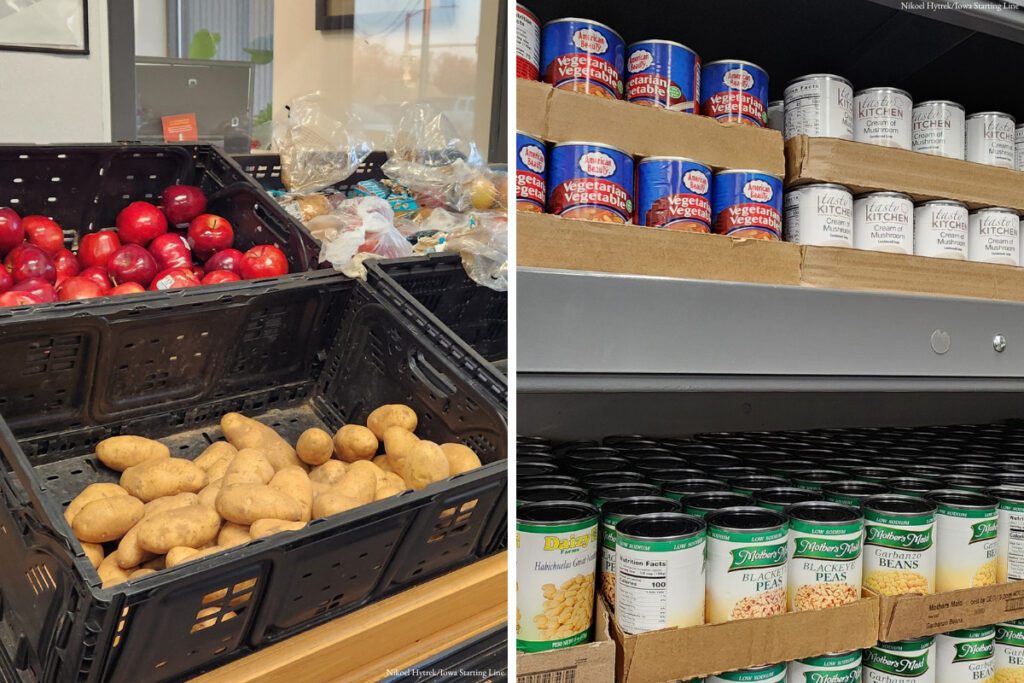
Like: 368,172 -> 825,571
516,3 -> 540,23
519,462 -> 559,477
552,141 -> 630,156
968,111 -> 1016,123
755,486 -> 820,505
926,488 -> 998,509
591,483 -> 662,500
602,495 -> 681,519
728,474 -> 790,488
916,199 -> 967,209
786,500 -> 863,524
518,485 -> 590,504
768,99 -> 784,107
542,17 -> 624,42
715,169 -> 783,180
788,183 -> 852,194
703,59 -> 766,72
854,190 -> 912,201
889,476 -> 943,492
580,471 -> 647,487
863,493 -> 937,516
823,480 -> 890,495
988,484 -> 1024,504
854,86 -> 912,99
915,100 -> 964,111
517,500 -> 599,525
627,39 -> 699,56
519,474 -> 579,488
662,478 -> 730,495
706,505 -> 787,531
617,511 -> 706,541
640,155 -> 710,168
969,207 -> 1020,216
785,73 -> 853,89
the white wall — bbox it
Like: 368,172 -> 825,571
134,0 -> 168,57
0,0 -> 111,143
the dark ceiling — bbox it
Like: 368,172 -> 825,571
523,0 -> 1024,115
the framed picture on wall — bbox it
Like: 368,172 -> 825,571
0,0 -> 89,55
316,0 -> 354,31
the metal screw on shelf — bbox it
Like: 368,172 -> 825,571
930,330 -> 951,355
994,335 -> 1007,353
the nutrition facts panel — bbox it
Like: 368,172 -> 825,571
615,539 -> 704,634
616,562 -> 670,630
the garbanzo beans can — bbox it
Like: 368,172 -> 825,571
863,495 -> 936,595
708,663 -> 787,683
863,637 -> 936,683
705,506 -> 788,623
935,627 -> 995,683
600,496 -> 681,607
989,485 -> 1024,582
516,501 -> 599,652
787,651 -> 861,683
995,620 -> 1024,682
925,489 -> 998,591
786,502 -> 863,611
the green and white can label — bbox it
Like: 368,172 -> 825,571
933,502 -> 997,591
515,516 -> 599,652
996,620 -> 1024,683
600,509 -> 626,607
615,528 -> 706,634
936,627 -> 995,683
788,651 -> 861,683
996,497 -> 1024,582
863,638 -> 935,683
706,523 -> 788,623
709,663 -> 787,683
788,516 -> 863,612
863,508 -> 935,596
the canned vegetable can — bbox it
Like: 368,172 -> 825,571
935,627 -> 995,683
852,191 -> 914,254
712,170 -> 783,240
863,637 -> 936,683
854,87 -> 913,149
967,112 -> 1016,168
635,156 -> 712,231
700,60 -> 770,127
925,489 -> 998,592
912,100 -> 965,160
862,495 -> 936,596
788,651 -> 861,683
991,485 -> 1024,582
784,184 -> 854,247
786,502 -> 864,611
755,486 -> 821,512
914,200 -> 968,260
599,496 -> 681,607
625,40 -> 700,112
784,74 -> 854,140
516,4 -> 541,80
541,18 -> 625,99
996,620 -> 1024,682
708,663 -> 787,683
516,132 -> 546,213
968,207 -> 1020,266
547,141 -> 634,223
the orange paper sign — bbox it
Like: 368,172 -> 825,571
161,113 -> 199,142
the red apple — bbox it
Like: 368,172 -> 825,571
78,230 -> 122,269
186,214 -> 234,260
116,201 -> 168,245
201,270 -> 241,285
240,245 -> 288,279
11,278 -> 56,303
79,266 -> 112,293
162,185 -> 207,224
110,282 -> 146,296
107,244 -> 158,287
191,264 -> 205,281
148,233 -> 193,271
52,248 -> 80,284
6,245 -> 55,283
0,291 -> 41,307
57,276 -> 105,301
204,248 -> 244,275
0,208 -> 24,255
149,267 -> 201,291
22,215 -> 64,255
0,268 -> 12,294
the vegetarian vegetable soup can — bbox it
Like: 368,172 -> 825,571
863,637 -> 936,683
925,489 -> 998,592
547,142 -> 634,223
625,40 -> 700,112
935,627 -> 995,683
516,501 -> 599,652
515,132 -> 546,213
599,496 -> 681,607
700,59 -> 769,126
995,620 -> 1024,682
787,651 -> 861,683
707,663 -> 787,683
541,18 -> 625,99
635,156 -> 712,231
862,495 -> 936,596
712,170 -> 783,240
786,502 -> 863,612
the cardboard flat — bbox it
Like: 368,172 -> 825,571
516,595 -> 616,683
875,583 -> 1024,642
785,136 -> 1024,211
612,597 -> 879,683
516,80 -> 785,176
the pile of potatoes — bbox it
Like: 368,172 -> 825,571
64,405 -> 482,587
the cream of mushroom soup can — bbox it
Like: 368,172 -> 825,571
854,87 -> 913,149
1016,124 -> 1024,171
788,651 -> 862,683
786,502 -> 863,612
784,183 -> 854,247
615,512 -> 706,634
853,192 -> 914,254
705,506 -> 788,623
935,627 -> 995,683
995,620 -> 1024,682
925,490 -> 998,592
709,664 -> 787,683
862,495 -> 936,596
912,100 -> 965,160
967,112 -> 1016,168
968,208 -> 1020,266
863,638 -> 936,683
990,486 -> 1024,583
784,74 -> 854,141
914,200 -> 968,260
516,501 -> 599,652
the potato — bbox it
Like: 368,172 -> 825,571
222,448 -> 275,487
332,468 -> 376,505
166,545 -> 226,568
206,455 -> 233,483
296,428 -> 334,466
197,479 -> 223,508
374,484 -> 403,501
309,460 -> 348,487
366,404 -> 418,440
129,568 -> 157,579
65,483 -> 129,526
98,552 -> 130,588
119,493 -> 199,568
218,522 -> 251,548
81,542 -> 104,568
120,458 -> 207,502
313,491 -> 363,519
143,492 -> 199,517
136,504 -> 221,554
72,496 -> 145,543
220,412 -> 302,471
216,484 -> 305,525
384,472 -> 406,490
397,440 -> 450,491
141,556 -> 165,570
250,518 -> 306,539
193,442 -> 237,472
440,443 -> 482,475
349,460 -> 387,486
95,435 -> 170,472
269,467 -> 313,521
373,455 -> 392,473
383,427 -> 419,475
333,424 -> 378,463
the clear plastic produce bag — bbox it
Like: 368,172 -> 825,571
273,92 -> 372,194
444,212 -> 508,291
314,196 -> 414,279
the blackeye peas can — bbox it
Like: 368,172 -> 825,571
516,132 -> 546,214
862,495 -> 936,596
968,207 -> 1020,266
681,490 -> 754,517
615,512 -> 706,634
823,480 -> 890,507
863,638 -> 936,683
600,496 -> 681,607
783,183 -> 854,247
784,74 -> 854,140
912,100 -> 965,160
700,59 -> 769,127
547,142 -> 634,223
516,4 -> 540,81
787,651 -> 861,683
756,486 -> 820,513
705,506 -> 788,623
541,18 -> 624,99
625,40 -> 700,113
925,489 -> 998,591
708,663 -> 787,683
990,485 -> 1024,582
995,620 -> 1024,682
712,170 -> 783,240
787,502 -> 864,611
854,87 -> 913,149
635,156 -> 712,231
935,627 -> 995,683
914,200 -> 968,260
967,111 -> 1016,168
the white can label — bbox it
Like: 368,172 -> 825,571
912,103 -> 965,160
967,115 -> 1015,168
969,210 -> 1020,266
853,194 -> 914,254
709,664 -> 787,683
933,503 -> 997,592
788,652 -> 861,683
863,639 -> 935,683
706,523 -> 787,623
768,101 -> 785,132
863,508 -> 935,596
615,531 -> 705,634
855,90 -> 912,149
996,622 -> 1024,682
784,186 -> 854,247
784,78 -> 854,141
787,517 -> 863,612
515,517 -> 599,652
1016,127 -> 1024,171
515,5 -> 540,78
935,630 -> 995,683
914,203 -> 968,260
997,500 -> 1024,582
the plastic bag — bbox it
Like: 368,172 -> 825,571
444,212 -> 508,291
273,92 -> 372,194
315,196 -> 414,278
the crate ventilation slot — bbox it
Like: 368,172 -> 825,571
190,577 -> 257,634
428,500 -> 478,543
26,564 -> 55,595
112,606 -> 129,648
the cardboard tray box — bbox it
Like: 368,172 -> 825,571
516,80 -> 785,176
785,135 -> 1024,211
874,583 -> 1024,642
516,596 -> 616,683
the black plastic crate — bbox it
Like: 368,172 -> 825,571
0,274 -> 507,683
233,151 -> 389,195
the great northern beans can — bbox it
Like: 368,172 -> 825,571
625,40 -> 700,112
926,489 -> 998,591
635,156 -> 712,231
700,60 -> 770,127
712,170 -> 783,240
995,620 -> 1024,682
786,502 -> 864,611
547,142 -> 634,223
990,485 -> 1024,582
862,495 -> 936,596
787,651 -> 861,683
599,496 -> 681,607
935,627 -> 995,683
516,501 -> 599,652
541,18 -> 624,99
516,132 -> 546,213
708,663 -> 787,683
863,637 -> 936,683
